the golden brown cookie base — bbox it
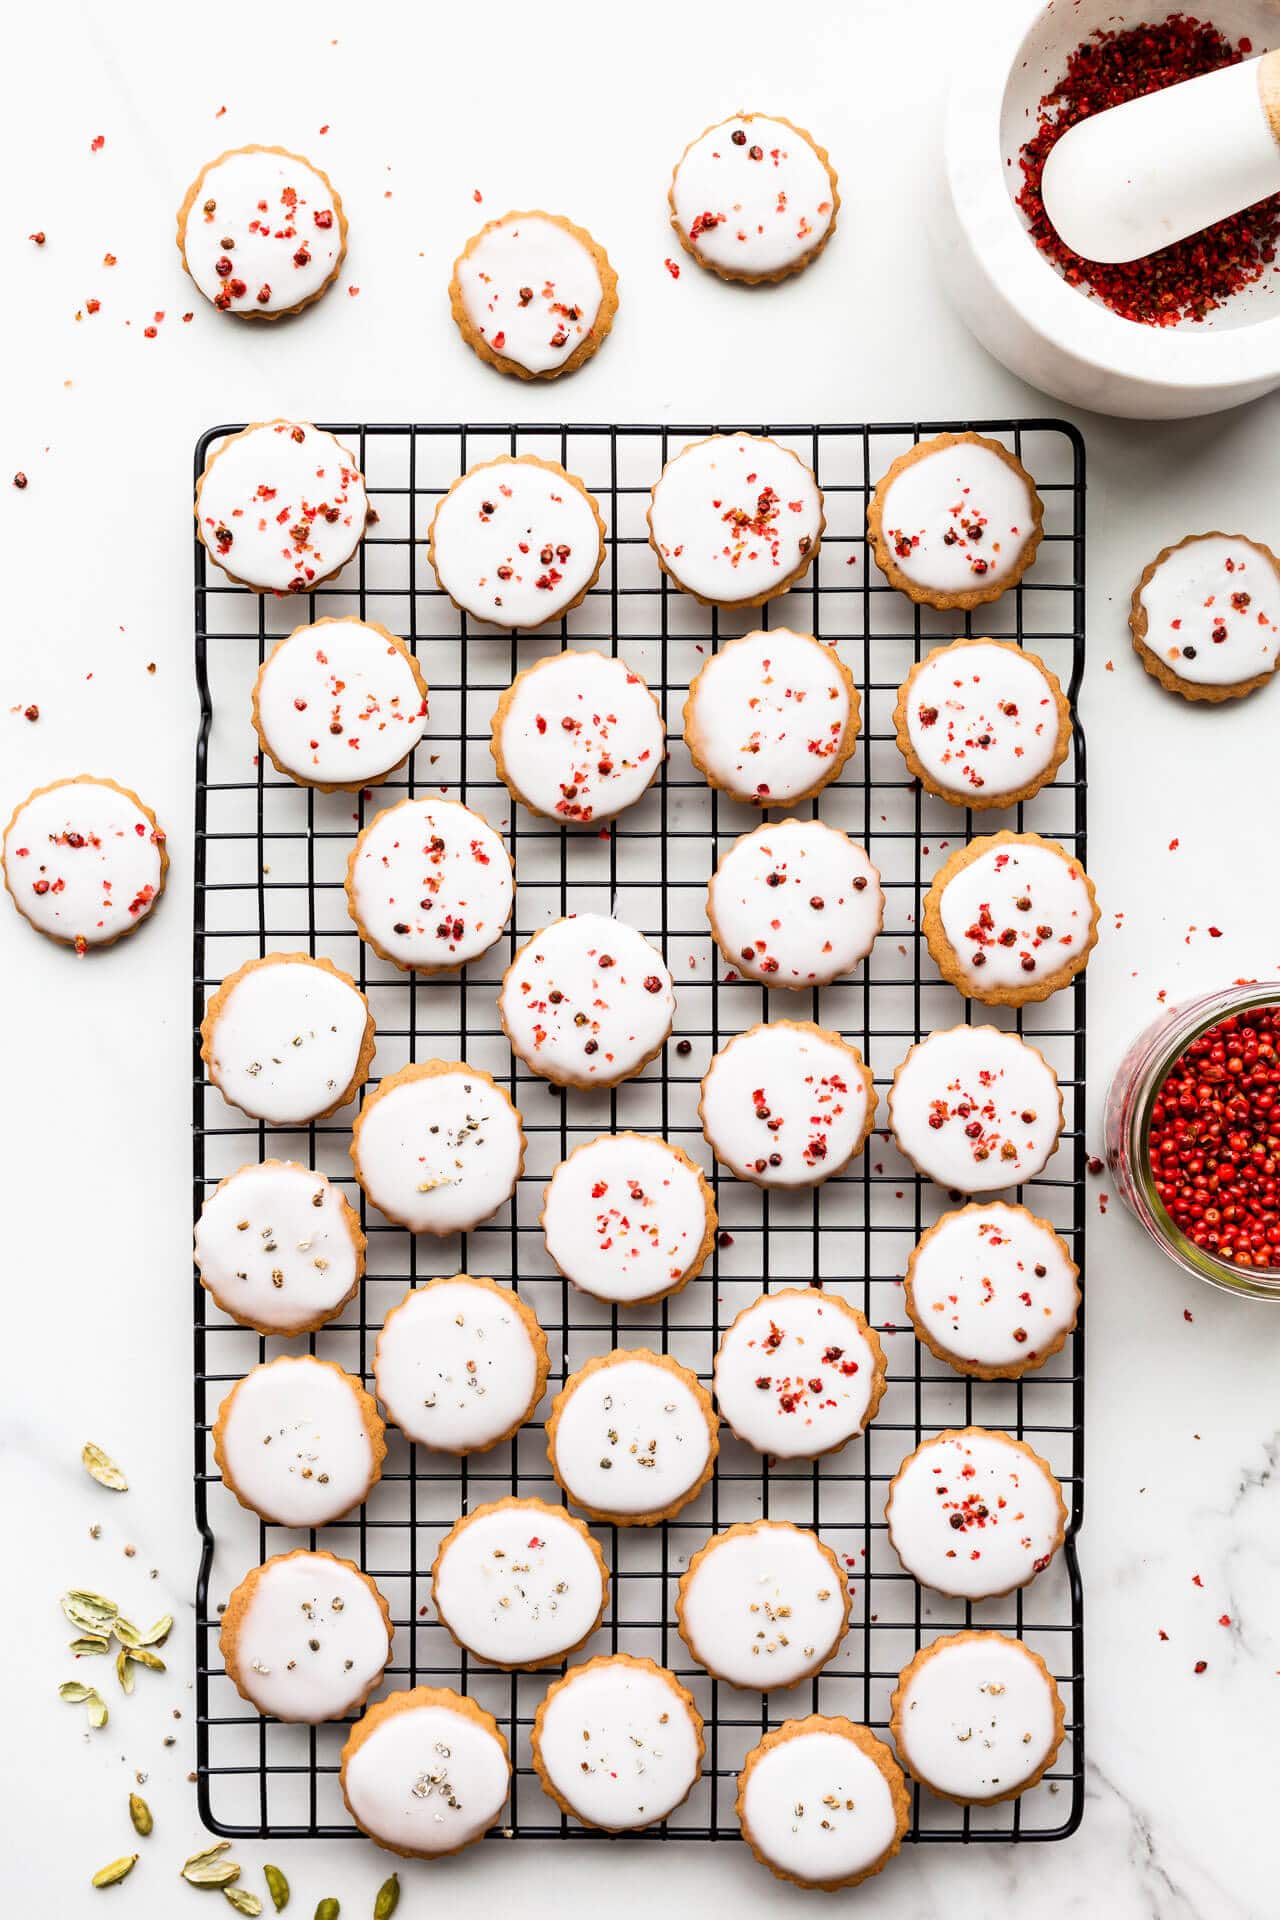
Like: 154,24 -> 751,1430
1,774 -> 169,952
531,1654 -> 705,1831
887,1024 -> 1064,1190
675,1518 -> 852,1686
199,951 -> 376,1123
176,146 -> 348,321
647,435 -> 825,608
196,1158 -> 366,1337
668,113 -> 840,285
212,1356 -> 387,1526
490,649 -> 666,824
713,1288 -> 887,1458
374,1273 -> 548,1455
349,1058 -> 526,1233
194,420 -> 369,594
251,617 -> 429,794
903,1202 -> 1080,1381
344,795 -> 513,975
1129,530 -> 1280,703
545,1347 -> 719,1526
735,1715 -> 910,1890
885,1426 -> 1068,1600
889,1629 -> 1067,1806
893,638 -> 1072,810
868,433 -> 1044,611
699,1019 -> 878,1189
431,1496 -> 609,1671
682,632 -> 860,806
539,1131 -> 717,1306
923,830 -> 1099,1008
449,210 -> 619,379
426,454 -> 606,631
220,1549 -> 393,1721
339,1687 -> 511,1859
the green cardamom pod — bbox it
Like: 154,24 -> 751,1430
62,1590 -> 119,1635
264,1864 -> 290,1911
117,1649 -> 135,1694
373,1874 -> 399,1919
129,1791 -> 153,1836
314,1900 -> 340,1920
183,1862 -> 242,1890
59,1681 -> 94,1703
92,1855 -> 138,1888
127,1646 -> 166,1672
87,1692 -> 109,1729
82,1442 -> 129,1491
68,1633 -> 111,1655
181,1840 -> 232,1875
224,1892 -> 264,1916
137,1613 -> 174,1648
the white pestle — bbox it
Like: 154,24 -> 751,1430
1040,48 -> 1280,265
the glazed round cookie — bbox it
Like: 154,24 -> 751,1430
890,1631 -> 1066,1806
546,1349 -> 718,1527
676,1520 -> 850,1690
894,639 -> 1071,810
450,210 -> 618,379
541,1132 -> 716,1306
374,1274 -> 548,1455
708,819 -> 883,988
195,1160 -> 365,1335
200,952 -> 375,1125
532,1655 -> 704,1832
669,112 -> 839,283
888,1026 -> 1062,1195
431,1497 -> 608,1670
195,420 -> 368,593
490,649 -> 665,825
1130,531 -> 1280,702
427,454 -> 605,630
345,796 -> 513,973
213,1355 -> 386,1529
683,629 -> 859,806
2,775 -> 167,953
699,1021 -> 876,1189
252,618 -> 429,792
649,435 -> 823,608
868,432 -> 1043,611
220,1550 -> 393,1723
924,832 -> 1099,1007
736,1717 -> 910,1892
714,1288 -> 886,1459
905,1203 -> 1080,1380
177,146 -> 346,317
340,1687 -> 510,1859
499,913 -> 675,1089
350,1059 -> 524,1234
885,1426 -> 1067,1600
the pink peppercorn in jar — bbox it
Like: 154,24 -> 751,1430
1104,984 -> 1280,1300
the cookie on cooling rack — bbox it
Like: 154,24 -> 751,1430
699,1020 -> 876,1188
213,1354 -> 386,1529
924,831 -> 1098,1008
682,628 -> 859,806
713,1287 -> 886,1459
431,1496 -> 608,1671
220,1549 -> 393,1723
252,617 -> 429,792
195,1160 -> 365,1336
195,420 -> 368,593
531,1655 -> 704,1832
541,1132 -> 716,1306
707,818 -> 883,988
668,112 -> 839,283
427,454 -> 605,629
894,638 -> 1071,810
340,1687 -> 511,1858
736,1716 -> 910,1891
648,434 -> 823,607
200,952 -> 375,1125
1130,530 -> 1280,702
2,774 -> 167,954
349,1059 -> 525,1234
890,1630 -> 1066,1806
345,795 -> 513,973
868,432 -> 1043,611
490,649 -> 666,825
676,1520 -> 850,1691
546,1348 -> 718,1527
177,145 -> 347,317
904,1202 -> 1079,1381
374,1274 -> 547,1455
499,912 -> 675,1088
888,1025 -> 1062,1195
885,1426 -> 1067,1601
450,209 -> 618,379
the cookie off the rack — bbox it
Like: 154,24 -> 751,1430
683,628 -> 859,806
427,453 -> 605,629
200,952 -> 375,1125
699,1020 -> 876,1188
498,912 -> 675,1088
1130,530 -> 1280,701
923,830 -> 1099,1007
431,1496 -> 608,1671
373,1273 -> 548,1455
349,1059 -> 524,1234
176,145 -> 346,317
676,1519 -> 850,1691
885,1426 -> 1066,1601
345,795 -> 513,974
2,774 -> 167,954
868,431 -> 1043,611
220,1549 -> 393,1724
668,112 -> 839,283
904,1202 -> 1080,1381
541,1131 -> 716,1306
195,420 -> 368,594
449,209 -> 618,379
894,637 -> 1071,809
252,617 -> 429,792
340,1687 -> 510,1859
194,1160 -> 365,1336
212,1354 -> 386,1529
546,1348 -> 718,1526
531,1655 -> 704,1833
890,1630 -> 1066,1807
736,1717 -> 909,1891
648,433 -> 823,607
490,649 -> 665,826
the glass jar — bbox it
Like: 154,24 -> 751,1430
1104,982 -> 1280,1302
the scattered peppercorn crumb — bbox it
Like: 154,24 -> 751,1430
1219,1614 -> 1231,1627
23,704 -> 38,722
1087,1155 -> 1103,1175
30,230 -> 46,246
90,135 -> 105,152
1194,1660 -> 1207,1674
348,284 -> 360,297
1184,1308 -> 1193,1322
1169,838 -> 1180,851
473,188 -> 483,202
13,472 -> 28,490
664,257 -> 681,278
1208,926 -> 1223,938
1158,1628 -> 1169,1640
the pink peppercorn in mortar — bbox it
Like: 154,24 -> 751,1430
176,145 -> 347,318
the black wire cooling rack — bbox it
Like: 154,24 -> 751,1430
193,418 -> 1087,1847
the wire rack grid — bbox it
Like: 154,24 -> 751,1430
193,417 -> 1087,1848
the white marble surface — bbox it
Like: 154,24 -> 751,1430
3,1 -> 1278,1914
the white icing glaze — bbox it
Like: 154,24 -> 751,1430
456,215 -> 605,374
889,1027 -> 1061,1195
936,840 -> 1093,993
343,1700 -> 509,1853
2,779 -> 163,947
709,820 -> 882,986
375,1278 -> 542,1453
255,620 -> 428,787
700,1024 -> 870,1187
217,1358 -> 377,1528
741,1729 -> 899,1885
651,437 -> 822,605
430,458 -> 602,629
886,1429 -> 1063,1598
551,1355 -> 712,1518
895,1635 -> 1059,1801
352,1064 -> 522,1233
195,1162 -> 360,1332
347,798 -> 512,971
205,958 -> 368,1125
1139,534 -> 1280,686
496,650 -> 664,824
183,150 -> 341,314
909,1205 -> 1078,1372
904,643 -> 1062,801
714,1290 -> 879,1458
686,629 -> 852,803
542,1134 -> 710,1304
680,1525 -> 845,1689
671,116 -> 835,276
226,1554 -> 390,1722
536,1660 -> 701,1830
198,422 -> 367,593
499,913 -> 674,1086
434,1503 -> 605,1666
879,441 -> 1035,596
